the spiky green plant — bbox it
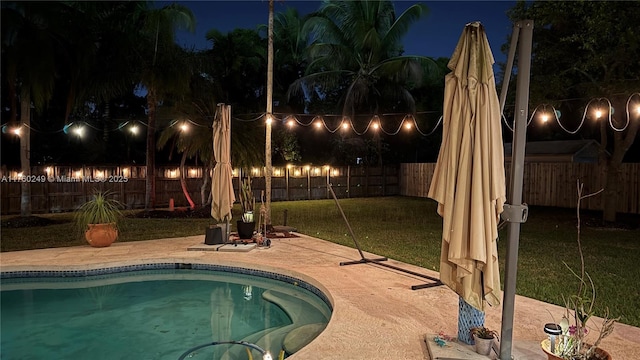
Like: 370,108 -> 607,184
74,190 -> 124,235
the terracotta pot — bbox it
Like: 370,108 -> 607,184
541,339 -> 612,360
473,334 -> 494,356
85,223 -> 118,247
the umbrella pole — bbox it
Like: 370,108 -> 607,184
499,20 -> 533,360
328,183 -> 442,290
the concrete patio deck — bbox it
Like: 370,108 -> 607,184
1,234 -> 639,360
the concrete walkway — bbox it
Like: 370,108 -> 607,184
1,234 -> 639,360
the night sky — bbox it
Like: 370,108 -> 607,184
171,1 -> 518,65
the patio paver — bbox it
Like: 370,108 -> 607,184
1,234 -> 639,359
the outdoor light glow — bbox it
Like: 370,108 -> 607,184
74,170 -> 82,178
372,123 -> 379,130
274,168 -> 281,176
130,125 -> 139,135
122,168 -> 130,177
232,168 -> 238,177
314,121 -> 322,129
635,105 -> 640,115
252,167 -> 259,176
17,172 -> 23,178
287,119 -> 295,127
313,167 -> 320,175
263,352 -> 272,360
96,171 -> 105,179
168,169 -> 178,178
341,123 -> 349,130
332,169 -> 339,176
11,127 -> 22,136
180,123 -> 189,132
286,163 -> 292,169
404,123 -> 412,130
294,169 -> 301,176
304,165 -> 311,172
73,126 -> 84,137
266,115 -> 273,124
594,109 -> 603,119
45,167 -> 52,174
541,113 -> 550,123
188,168 -> 198,177
324,165 -> 331,170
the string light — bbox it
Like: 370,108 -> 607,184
594,109 -> 603,119
72,126 -> 84,137
541,113 -> 550,123
1,94 -> 637,143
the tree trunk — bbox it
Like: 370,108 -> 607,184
602,162 -> 621,222
179,151 -> 195,209
602,98 -> 640,222
264,0 -> 274,225
201,158 -> 213,206
20,94 -> 31,217
145,86 -> 157,210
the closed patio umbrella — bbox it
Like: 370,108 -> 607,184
211,103 -> 235,238
428,22 -> 506,312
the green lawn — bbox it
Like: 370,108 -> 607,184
2,196 -> 639,327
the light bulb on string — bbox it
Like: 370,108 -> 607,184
180,123 -> 189,132
287,119 -> 295,128
314,121 -> 322,129
372,122 -> 379,130
73,126 -> 84,137
404,122 -> 412,130
265,114 -> 273,125
341,122 -> 349,130
594,109 -> 603,119
540,112 -> 550,123
130,125 -> 139,135
12,126 -> 22,136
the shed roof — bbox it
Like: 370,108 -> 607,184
504,140 -> 603,163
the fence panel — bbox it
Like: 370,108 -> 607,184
400,162 -> 640,214
1,165 -> 400,214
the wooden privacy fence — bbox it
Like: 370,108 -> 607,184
0,165 -> 400,215
400,162 -> 640,214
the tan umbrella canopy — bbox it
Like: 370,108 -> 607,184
428,22 -> 506,311
211,103 -> 236,226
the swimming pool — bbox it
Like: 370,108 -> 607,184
1,263 -> 332,359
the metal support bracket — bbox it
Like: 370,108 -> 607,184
501,203 -> 528,223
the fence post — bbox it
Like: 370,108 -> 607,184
285,166 -> 290,201
326,167 -> 330,199
347,166 -> 351,198
307,167 -> 311,200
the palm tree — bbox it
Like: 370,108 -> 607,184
259,7 -> 311,113
289,0 -> 438,117
2,2 -> 64,216
136,3 -> 195,210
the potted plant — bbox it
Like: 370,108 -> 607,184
236,176 -> 255,239
470,326 -> 498,356
74,190 -> 124,247
540,182 -> 616,360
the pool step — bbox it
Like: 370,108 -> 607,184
262,289 -> 331,324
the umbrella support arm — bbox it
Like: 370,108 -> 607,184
328,183 -> 442,290
501,204 -> 529,223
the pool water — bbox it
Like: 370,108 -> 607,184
1,268 -> 331,359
